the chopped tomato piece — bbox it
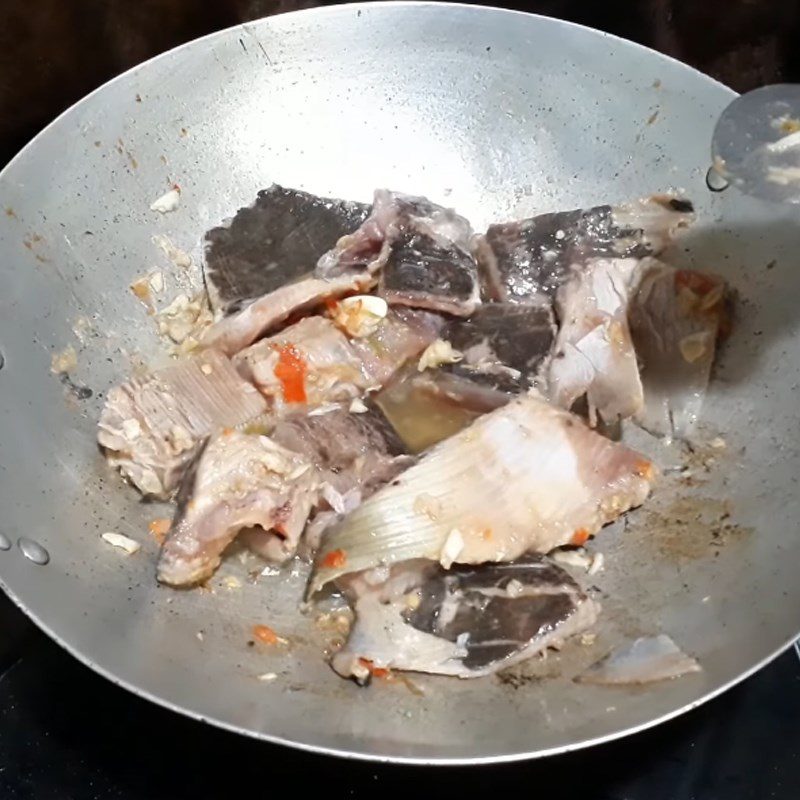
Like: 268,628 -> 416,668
321,548 -> 347,569
570,528 -> 590,546
252,624 -> 279,645
359,658 -> 390,679
148,518 -> 171,544
272,344 -> 307,403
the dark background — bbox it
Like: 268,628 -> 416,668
2,0 -> 800,167
1,1 -> 800,797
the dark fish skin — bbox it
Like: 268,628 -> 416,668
204,184 -> 370,313
477,206 -> 632,304
271,406 -> 409,476
404,556 -> 588,672
476,197 -> 694,305
330,555 -> 596,682
444,303 -> 555,379
316,189 -> 481,316
379,229 -> 480,315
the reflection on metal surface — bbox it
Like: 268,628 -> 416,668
706,165 -> 730,192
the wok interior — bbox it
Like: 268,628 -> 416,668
0,4 -> 799,761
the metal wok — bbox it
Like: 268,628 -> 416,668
1,1 -> 799,764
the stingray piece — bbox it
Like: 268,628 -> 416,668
157,430 -> 318,586
97,349 -> 268,499
317,190 -> 481,316
271,406 -> 410,497
444,302 -> 556,391
269,407 -> 412,553
629,260 -> 730,438
377,210 -> 481,316
331,556 -> 599,681
204,184 -> 370,313
548,257 -> 644,425
200,273 -> 374,357
373,304 -> 556,451
311,392 -> 655,594
233,309 -> 442,413
475,195 -> 694,305
159,406 -> 412,586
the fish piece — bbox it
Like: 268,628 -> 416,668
577,634 -> 701,685
374,303 -> 557,452
157,430 -> 318,586
445,303 -> 556,377
271,406 -> 410,496
629,260 -> 730,438
315,189 -> 407,277
548,258 -> 644,425
233,309 -> 442,413
475,195 -> 694,304
200,272 -> 374,357
377,205 -> 480,315
317,190 -> 481,316
225,408 -> 410,565
443,302 -> 556,394
310,392 -> 655,593
97,349 -> 268,499
271,407 -> 412,553
204,184 -> 370,313
352,308 -> 445,384
332,556 -> 599,681
380,231 -> 480,316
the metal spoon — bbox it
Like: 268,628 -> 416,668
710,84 -> 800,203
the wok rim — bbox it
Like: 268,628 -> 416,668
0,1 -> 771,766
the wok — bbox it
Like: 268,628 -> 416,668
0,1 -> 798,764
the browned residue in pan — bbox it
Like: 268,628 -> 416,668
630,495 -> 750,562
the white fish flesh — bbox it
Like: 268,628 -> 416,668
233,309 -> 442,413
548,258 -> 644,425
332,556 -> 599,681
97,349 -> 267,498
577,634 -> 701,684
160,407 -> 410,583
157,430 -> 318,586
310,392 -> 655,593
629,260 -> 730,438
200,273 -> 374,356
